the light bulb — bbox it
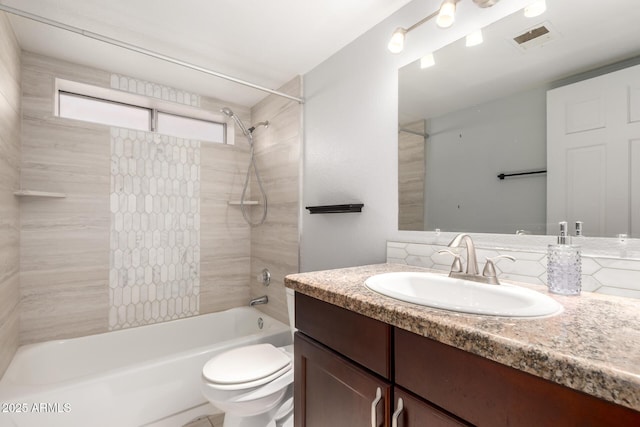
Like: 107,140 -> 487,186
524,0 -> 546,18
388,27 -> 407,53
465,29 -> 483,47
437,0 -> 456,28
420,53 -> 435,69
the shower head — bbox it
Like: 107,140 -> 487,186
221,106 -> 250,138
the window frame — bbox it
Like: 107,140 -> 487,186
54,78 -> 234,145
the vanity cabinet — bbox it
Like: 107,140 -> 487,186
294,292 -> 392,426
294,293 -> 466,427
295,332 -> 391,426
294,292 -> 640,427
395,328 -> 640,426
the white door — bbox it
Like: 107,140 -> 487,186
547,63 -> 640,237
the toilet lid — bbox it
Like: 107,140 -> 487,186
202,344 -> 291,386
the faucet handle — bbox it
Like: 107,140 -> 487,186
437,249 -> 463,274
482,255 -> 515,284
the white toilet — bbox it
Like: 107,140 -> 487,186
201,289 -> 295,427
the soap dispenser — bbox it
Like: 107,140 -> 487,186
547,221 -> 582,295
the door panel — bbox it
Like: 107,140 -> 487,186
547,63 -> 640,237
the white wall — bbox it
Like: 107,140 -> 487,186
425,87 -> 547,235
301,0 -> 531,272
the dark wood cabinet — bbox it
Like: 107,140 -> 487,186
391,387 -> 469,427
294,332 -> 391,427
295,292 -> 391,378
293,292 -> 640,426
395,328 -> 640,427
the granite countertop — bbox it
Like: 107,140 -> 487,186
284,263 -> 640,412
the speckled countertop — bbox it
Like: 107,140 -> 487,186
284,263 -> 640,412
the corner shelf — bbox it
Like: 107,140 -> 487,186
13,190 -> 66,198
306,204 -> 364,214
228,200 -> 259,206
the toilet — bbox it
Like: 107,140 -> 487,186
201,289 -> 296,427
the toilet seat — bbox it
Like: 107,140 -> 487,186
202,344 -> 292,390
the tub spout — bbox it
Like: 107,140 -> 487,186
250,295 -> 268,306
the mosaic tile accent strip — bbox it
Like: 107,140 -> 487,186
110,74 -> 200,107
109,128 -> 201,329
387,241 -> 640,299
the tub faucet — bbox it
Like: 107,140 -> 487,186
249,295 -> 268,306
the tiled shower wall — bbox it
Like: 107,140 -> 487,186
0,11 -> 21,377
388,241 -> 640,299
19,51 -> 253,344
109,129 -> 200,329
110,73 -> 200,107
249,77 -> 302,324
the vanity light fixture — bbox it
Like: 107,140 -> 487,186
420,53 -> 436,68
437,0 -> 458,28
387,10 -> 439,53
524,0 -> 546,18
465,29 -> 483,47
387,0 -> 498,54
388,27 -> 408,53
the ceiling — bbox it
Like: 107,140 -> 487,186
399,0 -> 640,123
1,0 -> 413,107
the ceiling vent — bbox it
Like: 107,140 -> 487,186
510,21 -> 557,51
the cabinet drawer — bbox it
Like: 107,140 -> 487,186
395,328 -> 640,426
295,292 -> 391,378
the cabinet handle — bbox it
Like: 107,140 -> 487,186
370,387 -> 382,427
392,397 -> 404,427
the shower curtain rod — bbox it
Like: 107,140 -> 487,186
0,4 -> 304,104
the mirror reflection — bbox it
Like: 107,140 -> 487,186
398,0 -> 640,237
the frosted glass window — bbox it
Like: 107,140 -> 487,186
157,112 -> 225,143
59,92 -> 150,131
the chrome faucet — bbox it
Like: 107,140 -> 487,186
249,295 -> 268,306
440,233 -> 515,285
448,233 -> 479,275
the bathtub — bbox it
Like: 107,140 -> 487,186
0,307 -> 292,427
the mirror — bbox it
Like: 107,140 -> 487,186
398,0 -> 640,237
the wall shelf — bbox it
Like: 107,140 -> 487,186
306,204 -> 364,214
228,200 -> 259,206
13,190 -> 66,198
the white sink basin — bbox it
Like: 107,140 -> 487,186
365,272 -> 563,318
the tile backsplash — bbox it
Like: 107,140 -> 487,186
387,241 -> 640,299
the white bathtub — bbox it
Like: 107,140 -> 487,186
0,307 -> 292,427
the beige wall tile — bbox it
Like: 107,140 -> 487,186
0,11 -> 20,377
0,305 -> 18,377
19,54 -> 111,344
250,76 -> 302,324
398,120 -> 425,231
199,140 -> 252,313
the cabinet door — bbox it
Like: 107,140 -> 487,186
392,387 -> 469,427
295,332 -> 391,427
